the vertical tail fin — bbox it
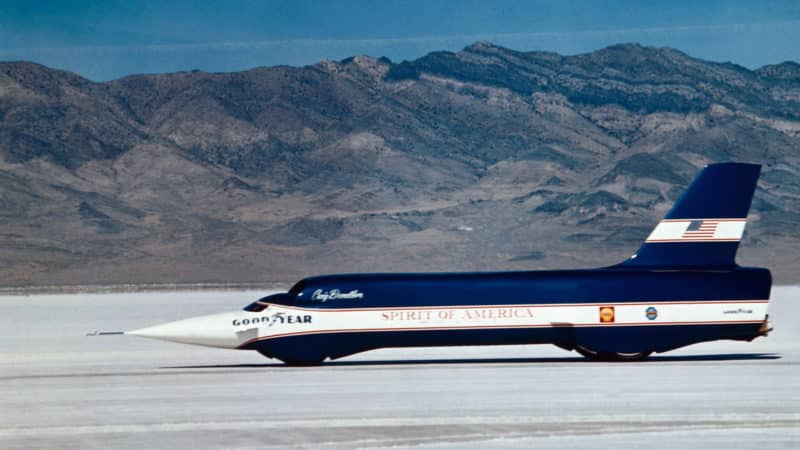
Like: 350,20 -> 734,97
619,162 -> 761,268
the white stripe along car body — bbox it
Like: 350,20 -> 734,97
131,300 -> 769,350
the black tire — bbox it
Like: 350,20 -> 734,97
575,345 -> 652,362
257,350 -> 325,366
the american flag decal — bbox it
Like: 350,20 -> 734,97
681,220 -> 719,239
645,218 -> 746,243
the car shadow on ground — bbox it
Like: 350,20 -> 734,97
162,352 -> 781,369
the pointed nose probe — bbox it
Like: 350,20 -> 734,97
126,311 -> 244,349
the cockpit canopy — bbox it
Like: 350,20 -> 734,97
243,292 -> 292,311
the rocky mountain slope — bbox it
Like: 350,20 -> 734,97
1,42 -> 799,286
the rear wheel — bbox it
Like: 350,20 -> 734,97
575,345 -> 651,362
279,358 -> 325,366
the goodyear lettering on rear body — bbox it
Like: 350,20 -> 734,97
723,308 -> 754,314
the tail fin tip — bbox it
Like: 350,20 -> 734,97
620,162 -> 761,268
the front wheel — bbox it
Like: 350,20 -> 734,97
575,345 -> 652,362
258,350 -> 326,366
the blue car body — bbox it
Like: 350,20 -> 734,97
238,163 -> 772,364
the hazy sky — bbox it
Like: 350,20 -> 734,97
2,0 -> 799,81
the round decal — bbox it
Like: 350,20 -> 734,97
599,306 -> 615,323
646,306 -> 658,320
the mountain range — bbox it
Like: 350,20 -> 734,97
1,41 -> 799,287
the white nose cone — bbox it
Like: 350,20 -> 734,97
129,311 -> 243,349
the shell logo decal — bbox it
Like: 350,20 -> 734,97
599,306 -> 615,323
